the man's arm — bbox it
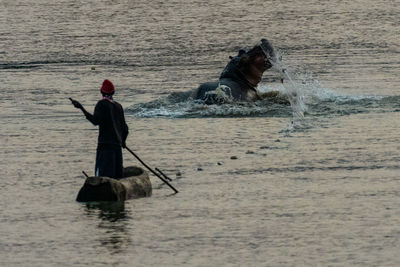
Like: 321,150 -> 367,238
69,98 -> 100,125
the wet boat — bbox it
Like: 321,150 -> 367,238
76,166 -> 152,202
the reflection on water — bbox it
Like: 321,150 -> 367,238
84,202 -> 131,255
85,201 -> 127,222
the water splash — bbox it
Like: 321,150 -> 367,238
269,50 -> 307,123
126,82 -> 393,120
126,96 -> 293,118
126,49 -> 395,122
204,84 -> 234,104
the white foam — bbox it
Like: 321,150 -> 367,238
269,51 -> 307,123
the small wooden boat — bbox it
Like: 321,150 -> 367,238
76,166 -> 152,202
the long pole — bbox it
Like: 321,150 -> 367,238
155,167 -> 172,181
125,146 -> 178,194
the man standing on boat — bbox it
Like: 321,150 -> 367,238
70,79 -> 129,179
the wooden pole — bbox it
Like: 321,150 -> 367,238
125,146 -> 178,194
155,167 -> 172,181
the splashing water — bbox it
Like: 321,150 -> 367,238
269,50 -> 307,124
126,46 -> 394,126
204,84 -> 234,103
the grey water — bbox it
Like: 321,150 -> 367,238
1,0 -> 400,266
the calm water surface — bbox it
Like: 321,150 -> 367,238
1,0 -> 399,266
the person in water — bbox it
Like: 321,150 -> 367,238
70,79 -> 129,179
193,38 -> 285,104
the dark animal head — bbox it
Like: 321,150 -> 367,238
238,39 -> 278,87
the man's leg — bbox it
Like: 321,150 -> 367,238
114,147 -> 123,179
95,149 -> 116,178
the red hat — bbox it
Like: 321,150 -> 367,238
100,79 -> 115,94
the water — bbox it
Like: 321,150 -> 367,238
1,0 -> 400,266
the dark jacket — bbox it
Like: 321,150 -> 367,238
85,99 -> 129,148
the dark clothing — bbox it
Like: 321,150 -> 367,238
85,99 -> 129,148
95,147 -> 123,179
84,98 -> 129,179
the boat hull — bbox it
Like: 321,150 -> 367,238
76,166 -> 152,202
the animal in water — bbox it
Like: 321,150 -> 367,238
192,39 -> 289,104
